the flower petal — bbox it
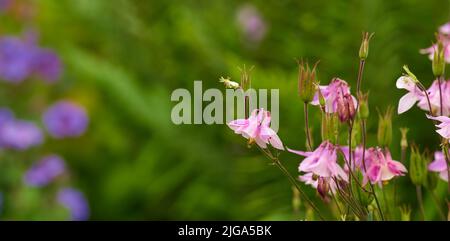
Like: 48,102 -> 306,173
398,92 -> 418,114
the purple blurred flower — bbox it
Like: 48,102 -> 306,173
24,155 -> 66,187
0,36 -> 36,83
33,48 -> 62,82
0,34 -> 63,83
57,188 -> 90,221
0,107 -> 14,126
0,120 -> 43,150
43,101 -> 88,139
0,0 -> 11,12
236,4 -> 267,43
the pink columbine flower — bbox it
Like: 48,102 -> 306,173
364,148 -> 407,185
288,141 -> 347,180
396,76 -> 424,114
439,22 -> 450,35
417,79 -> 450,116
426,114 -> 450,139
311,78 -> 357,114
227,108 -> 283,150
428,151 -> 448,182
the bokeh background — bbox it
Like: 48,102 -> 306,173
0,0 -> 448,220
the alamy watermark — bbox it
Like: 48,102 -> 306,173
171,81 -> 280,131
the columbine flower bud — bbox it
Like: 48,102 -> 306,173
359,32 -> 374,60
297,60 -> 319,103
399,205 -> 411,221
409,146 -> 428,186
377,107 -> 393,147
317,177 -> 330,202
432,39 -> 445,77
337,93 -> 356,123
358,92 -> 369,119
400,128 -> 409,150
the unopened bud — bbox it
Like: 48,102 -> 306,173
409,146 -> 428,186
400,128 -> 409,149
317,177 -> 330,201
358,92 -> 369,119
297,60 -> 319,103
359,32 -> 374,60
399,205 -> 411,221
432,38 -> 446,77
337,93 -> 356,123
377,107 -> 393,147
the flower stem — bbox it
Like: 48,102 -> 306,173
430,189 -> 446,220
356,59 -> 365,95
416,185 -> 425,220
304,102 -> 313,151
361,120 -> 385,220
438,76 -> 444,116
444,144 -> 450,193
417,83 -> 434,116
257,146 -> 325,220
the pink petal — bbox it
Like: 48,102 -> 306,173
287,147 -> 311,157
398,92 -> 418,114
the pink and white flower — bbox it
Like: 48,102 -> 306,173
311,78 -> 357,114
426,114 -> 450,139
227,108 -> 284,150
364,148 -> 407,185
396,76 -> 450,115
288,141 -> 347,180
428,151 -> 448,182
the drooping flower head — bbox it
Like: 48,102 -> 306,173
43,101 -> 89,139
426,114 -> 450,139
289,141 -> 347,180
24,155 -> 66,187
428,151 -> 448,182
0,120 -> 43,150
364,148 -> 407,185
57,188 -> 90,221
312,78 -> 357,115
228,108 -> 283,150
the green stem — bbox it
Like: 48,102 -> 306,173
416,185 -> 425,220
361,120 -> 385,220
304,102 -> 313,151
257,146 -> 325,220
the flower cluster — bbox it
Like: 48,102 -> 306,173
0,34 -> 62,83
0,23 -> 89,219
222,26 -> 450,221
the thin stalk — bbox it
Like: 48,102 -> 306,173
361,120 -> 385,220
416,185 -> 426,220
417,83 -> 434,116
438,76 -> 444,116
330,188 -> 344,219
444,145 -> 450,193
430,189 -> 446,220
304,102 -> 313,151
356,59 -> 365,96
257,146 -> 325,220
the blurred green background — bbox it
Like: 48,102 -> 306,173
0,0 -> 449,220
